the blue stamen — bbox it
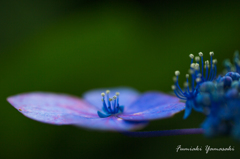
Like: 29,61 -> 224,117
208,52 -> 214,80
205,61 -> 209,81
101,93 -> 109,114
112,98 -> 116,113
109,99 -> 113,114
212,62 -> 217,80
111,100 -> 115,113
191,71 -> 195,91
176,88 -> 186,98
175,81 -> 185,96
116,92 -> 120,113
176,88 -> 186,99
106,90 -> 111,109
199,52 -> 204,77
173,90 -> 186,100
186,75 -> 190,93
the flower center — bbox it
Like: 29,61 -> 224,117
171,52 -> 218,119
97,90 -> 124,118
172,52 -> 217,101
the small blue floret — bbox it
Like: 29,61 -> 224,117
172,52 -> 217,119
97,90 -> 124,118
226,72 -> 240,81
219,76 -> 232,89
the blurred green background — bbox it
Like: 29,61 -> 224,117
1,0 -> 240,158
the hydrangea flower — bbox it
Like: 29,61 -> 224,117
172,52 -> 217,118
7,87 -> 185,131
198,52 -> 240,140
172,51 -> 240,140
199,72 -> 240,139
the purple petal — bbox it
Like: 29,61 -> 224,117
83,87 -> 140,109
67,116 -> 148,131
7,92 -> 99,125
118,92 -> 185,120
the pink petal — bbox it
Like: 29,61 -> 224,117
7,92 -> 99,125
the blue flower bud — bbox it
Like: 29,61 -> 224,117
199,81 -> 216,93
195,93 -> 211,107
225,88 -> 239,99
226,72 -> 240,81
219,76 -> 232,89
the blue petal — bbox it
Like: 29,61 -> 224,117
83,87 -> 140,110
183,100 -> 194,119
119,92 -> 185,121
183,106 -> 192,119
65,115 -> 148,131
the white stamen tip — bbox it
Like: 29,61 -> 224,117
199,52 -> 203,57
186,74 -> 189,78
106,90 -> 110,94
109,98 -> 113,101
173,76 -> 177,82
113,96 -> 117,99
190,63 -> 195,68
189,54 -> 194,59
194,63 -> 199,70
209,51 -> 214,56
189,69 -> 194,74
175,70 -> 180,76
101,93 -> 105,97
213,59 -> 217,64
171,85 -> 176,90
116,92 -> 120,96
196,78 -> 201,83
184,82 -> 188,87
195,56 -> 200,62
205,60 -> 209,65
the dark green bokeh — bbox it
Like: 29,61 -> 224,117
1,1 -> 240,158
